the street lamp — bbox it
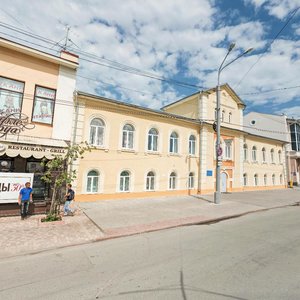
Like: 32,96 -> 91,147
214,44 -> 253,204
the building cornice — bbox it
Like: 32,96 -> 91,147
0,37 -> 78,69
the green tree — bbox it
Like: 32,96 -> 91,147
41,142 -> 92,220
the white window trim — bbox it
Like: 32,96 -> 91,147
85,169 -> 101,194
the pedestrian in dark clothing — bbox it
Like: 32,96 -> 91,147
18,182 -> 33,220
64,183 -> 75,216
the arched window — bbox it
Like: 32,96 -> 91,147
221,110 -> 225,122
278,150 -> 282,163
243,173 -> 247,186
264,174 -> 267,186
280,174 -> 283,184
169,132 -> 178,153
243,144 -> 248,161
120,170 -> 130,192
169,172 -> 177,189
228,112 -> 232,123
270,149 -> 274,163
90,118 -> 105,146
189,135 -> 196,155
87,170 -> 99,193
122,124 -> 134,149
148,128 -> 158,151
146,171 -> 155,191
188,172 -> 194,189
262,148 -> 266,163
254,174 -> 258,186
272,174 -> 275,185
252,146 -> 257,162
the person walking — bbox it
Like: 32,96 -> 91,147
64,183 -> 75,216
18,182 -> 33,220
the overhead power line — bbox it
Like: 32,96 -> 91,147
77,74 -> 156,96
235,6 -> 300,88
240,85 -> 300,96
0,21 -> 203,91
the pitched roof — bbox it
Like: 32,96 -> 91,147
161,83 -> 246,110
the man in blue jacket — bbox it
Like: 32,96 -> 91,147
18,182 -> 33,220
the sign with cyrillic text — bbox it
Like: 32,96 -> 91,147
0,173 -> 34,203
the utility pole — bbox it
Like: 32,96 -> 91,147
214,44 -> 253,204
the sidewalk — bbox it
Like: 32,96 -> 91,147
0,189 -> 299,259
79,189 -> 299,238
0,209 -> 104,259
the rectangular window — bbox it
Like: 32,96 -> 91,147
170,138 -> 178,153
189,139 -> 196,155
146,176 -> 155,190
290,124 -> 300,151
169,177 -> 176,189
224,140 -> 232,159
32,86 -> 56,125
0,76 -> 24,115
188,175 -> 194,189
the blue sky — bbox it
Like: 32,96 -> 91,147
0,0 -> 300,117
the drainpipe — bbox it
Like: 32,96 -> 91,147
197,91 -> 202,194
69,90 -> 79,176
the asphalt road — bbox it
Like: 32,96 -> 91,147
1,206 -> 300,300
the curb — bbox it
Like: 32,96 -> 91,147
1,203 -> 296,260
93,203 -> 296,242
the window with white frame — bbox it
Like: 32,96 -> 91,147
169,172 -> 177,189
169,132 -> 178,154
264,174 -> 267,186
122,124 -> 134,149
278,150 -> 282,163
262,148 -> 266,163
147,128 -> 158,151
0,76 -> 24,115
243,173 -> 247,186
221,110 -> 225,122
32,86 -> 56,125
270,149 -> 274,163
188,172 -> 195,189
228,112 -> 232,123
189,135 -> 196,155
224,140 -> 232,159
272,174 -> 275,185
252,146 -> 257,162
146,171 -> 155,191
280,174 -> 283,184
120,170 -> 130,192
89,118 -> 105,146
243,144 -> 248,161
254,174 -> 258,186
86,170 -> 99,193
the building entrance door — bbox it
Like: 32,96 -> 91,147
221,172 -> 227,193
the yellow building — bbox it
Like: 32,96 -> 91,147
73,84 -> 286,202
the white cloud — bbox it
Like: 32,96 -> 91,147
0,0 -> 299,114
276,106 -> 300,119
245,0 -> 300,18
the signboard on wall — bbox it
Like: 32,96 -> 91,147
206,170 -> 213,177
0,173 -> 34,203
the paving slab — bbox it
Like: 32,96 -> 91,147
0,209 -> 104,259
0,189 -> 299,259
79,189 -> 299,239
